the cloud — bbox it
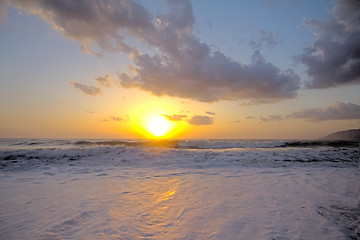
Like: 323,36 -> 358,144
188,115 -> 213,125
258,102 -> 360,122
295,0 -> 360,89
161,114 -> 188,121
95,75 -> 111,87
260,115 -> 283,122
249,29 -> 280,50
4,0 -> 301,103
4,0 -> 154,55
118,43 -> 300,103
84,110 -> 94,114
205,111 -> 216,115
109,116 -> 123,121
102,115 -> 126,122
231,119 -> 242,123
291,102 -> 360,121
69,81 -> 102,96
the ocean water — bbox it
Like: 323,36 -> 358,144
0,138 -> 359,239
0,138 -> 358,170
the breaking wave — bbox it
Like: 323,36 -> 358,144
0,138 -> 358,171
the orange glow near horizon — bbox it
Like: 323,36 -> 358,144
129,103 -> 185,139
146,115 -> 172,137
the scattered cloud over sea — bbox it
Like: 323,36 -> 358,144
260,115 -> 283,122
295,0 -> 360,89
205,111 -> 216,115
259,102 -> 360,122
95,75 -> 112,87
69,81 -> 102,96
109,116 -> 123,122
3,0 -> 359,105
188,115 -> 214,125
290,102 -> 360,122
161,114 -> 188,121
249,29 -> 281,50
4,0 -> 299,102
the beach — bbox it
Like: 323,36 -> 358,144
0,139 -> 358,239
2,0 -> 360,239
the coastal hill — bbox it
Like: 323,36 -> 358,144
322,129 -> 360,141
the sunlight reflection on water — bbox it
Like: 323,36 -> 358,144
105,175 -> 181,239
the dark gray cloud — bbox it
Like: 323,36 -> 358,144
161,114 -> 188,121
69,81 -> 102,96
119,48 -> 300,102
5,0 -> 300,102
188,115 -> 213,125
95,75 -> 111,87
291,102 -> 360,121
295,0 -> 360,89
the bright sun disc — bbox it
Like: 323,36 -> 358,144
147,115 -> 171,137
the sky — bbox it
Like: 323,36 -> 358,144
0,0 -> 359,139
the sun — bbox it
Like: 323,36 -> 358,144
146,115 -> 171,137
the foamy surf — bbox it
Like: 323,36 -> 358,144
0,139 -> 358,239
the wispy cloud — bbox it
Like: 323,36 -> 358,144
249,29 -> 280,50
4,0 -> 300,103
205,111 -> 216,115
258,102 -> 360,122
161,114 -> 188,121
290,102 -> 360,121
188,115 -> 213,125
69,81 -> 102,96
95,75 -> 112,87
109,116 -> 123,121
102,116 -> 125,122
295,0 -> 360,88
231,119 -> 242,123
260,115 -> 283,122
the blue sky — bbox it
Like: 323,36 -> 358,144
0,0 -> 359,139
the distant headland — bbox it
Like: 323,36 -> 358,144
322,129 -> 360,141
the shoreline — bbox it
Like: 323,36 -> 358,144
1,166 -> 358,239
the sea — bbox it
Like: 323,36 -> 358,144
0,138 -> 358,170
0,138 -> 358,239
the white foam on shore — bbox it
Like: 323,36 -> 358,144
0,140 -> 358,239
0,144 -> 358,171
0,167 -> 358,239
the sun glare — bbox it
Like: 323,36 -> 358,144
147,115 -> 171,137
